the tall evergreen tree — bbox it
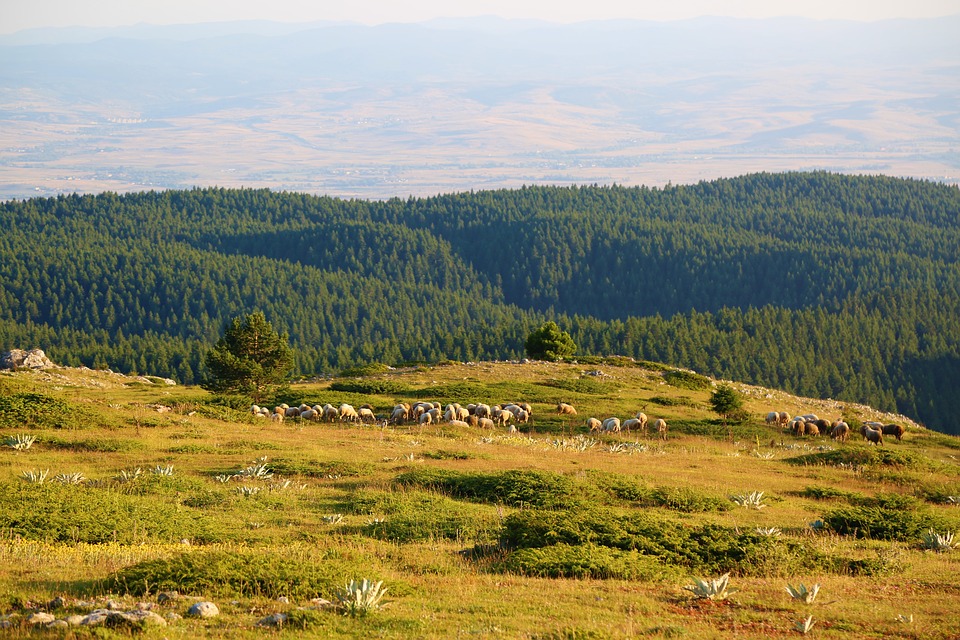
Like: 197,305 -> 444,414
203,312 -> 293,402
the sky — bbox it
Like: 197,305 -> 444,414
4,0 -> 960,33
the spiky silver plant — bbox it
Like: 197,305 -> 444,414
114,467 -> 142,482
683,573 -> 739,600
53,472 -> 86,485
895,614 -> 913,624
323,514 -> 344,525
236,485 -> 261,497
795,615 -> 816,634
755,527 -> 782,538
921,529 -> 959,552
238,456 -> 273,480
20,469 -> 48,484
151,464 -> 175,476
4,434 -> 37,451
214,474 -> 234,483
335,579 -> 388,616
786,583 -> 820,603
730,490 -> 768,509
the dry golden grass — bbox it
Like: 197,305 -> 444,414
0,361 -> 958,638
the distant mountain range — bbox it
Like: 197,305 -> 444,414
1,16 -> 957,199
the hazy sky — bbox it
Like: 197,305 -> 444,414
5,0 -> 960,33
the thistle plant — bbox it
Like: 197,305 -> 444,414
323,514 -> 344,525
945,496 -> 960,505
752,450 -> 775,459
896,614 -> 914,624
730,490 -> 768,509
683,573 -> 739,601
238,456 -> 273,480
786,583 -> 820,604
335,579 -> 388,617
151,464 -> 175,476
53,472 -> 86,485
4,434 -> 37,450
214,474 -> 234,483
755,527 -> 782,538
20,469 -> 49,484
236,485 -> 261,497
921,529 -> 959,552
795,615 -> 816,634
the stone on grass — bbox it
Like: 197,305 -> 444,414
187,601 -> 220,618
258,613 -> 288,628
27,612 -> 56,625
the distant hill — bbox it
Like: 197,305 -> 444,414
1,173 -> 958,433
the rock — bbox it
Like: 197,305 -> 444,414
27,612 -> 56,625
157,591 -> 180,605
80,610 -> 111,626
46,620 -> 70,629
257,613 -> 288,628
107,610 -> 167,628
165,612 -> 182,622
187,601 -> 220,618
135,602 -> 153,611
48,596 -> 68,610
64,615 -> 86,626
276,596 -> 290,604
1,348 -> 55,370
0,620 -> 11,629
106,599 -> 124,610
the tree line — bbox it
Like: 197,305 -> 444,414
1,172 -> 958,432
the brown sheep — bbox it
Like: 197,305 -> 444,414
861,425 -> 884,445
653,418 -> 668,440
881,424 -> 905,441
557,402 -> 577,416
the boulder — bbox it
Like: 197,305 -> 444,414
187,601 -> 220,618
257,613 -> 288,628
1,348 -> 55,370
26,612 -> 56,625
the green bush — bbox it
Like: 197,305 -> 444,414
788,447 -> 929,470
0,482 -> 215,543
108,550 -> 364,599
649,395 -> 688,407
800,486 -> 864,502
44,436 -> 146,452
338,363 -> 391,377
663,370 -> 712,390
271,458 -> 373,478
0,392 -> 99,429
541,378 -> 613,395
346,489 -> 500,543
647,486 -> 731,513
499,543 -> 681,581
394,468 -> 589,510
329,379 -> 409,395
821,504 -> 939,540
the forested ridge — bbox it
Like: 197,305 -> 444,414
2,172 -> 959,432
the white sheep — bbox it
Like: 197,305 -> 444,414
357,407 -> 376,423
634,412 -> 648,433
602,417 -> 621,433
622,418 -> 641,433
765,411 -> 779,424
323,404 -> 339,422
830,422 -> 850,442
557,402 -> 577,416
300,408 -> 319,421
338,403 -> 359,422
478,417 -> 495,430
585,417 -> 602,432
654,418 -> 668,440
418,411 -> 434,425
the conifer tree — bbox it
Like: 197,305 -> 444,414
204,312 -> 293,402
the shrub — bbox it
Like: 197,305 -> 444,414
338,363 -> 391,377
787,448 -> 928,471
271,458 -> 373,478
649,486 -> 730,513
107,550 -> 363,599
821,504 -> 940,540
663,370 -> 712,390
0,392 -> 99,429
329,380 -> 409,395
541,378 -> 613,395
499,543 -> 681,581
394,468 -> 589,510
0,482 -> 215,543
44,436 -> 146,453
345,489 -> 500,543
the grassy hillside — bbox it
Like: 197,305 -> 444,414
2,173 -> 960,433
1,361 -> 959,638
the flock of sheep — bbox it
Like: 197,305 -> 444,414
250,400 -> 534,431
557,402 -> 669,439
766,411 -> 905,445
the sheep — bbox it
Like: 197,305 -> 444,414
515,409 -> 530,425
284,406 -> 301,418
765,411 -> 779,424
298,404 -> 310,413
271,410 -> 284,424
357,407 -> 377,423
790,418 -> 806,436
323,404 -> 339,422
338,403 -> 359,422
390,405 -> 408,424
861,425 -> 884,445
418,411 -> 434,425
478,417 -> 495,430
585,417 -> 603,433
251,404 -> 261,414
881,423 -> 905,441
602,417 -> 621,433
805,424 -> 820,437
466,415 -> 480,427
493,408 -> 513,427
653,418 -> 668,440
634,412 -> 648,434
830,422 -> 850,442
557,402 -> 577,416
474,404 -> 492,419
777,411 -> 791,427
300,408 -> 319,421
622,418 -> 641,433
448,420 -> 470,429
801,414 -> 819,422
519,402 -> 532,416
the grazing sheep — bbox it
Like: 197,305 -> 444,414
323,404 -> 339,422
357,407 -> 377,423
861,425 -> 884,445
881,424 -> 905,441
765,411 -> 779,424
602,417 -> 621,433
474,404 -> 492,419
791,419 -> 806,436
515,409 -> 530,425
300,408 -> 319,421
271,410 -> 284,424
814,419 -> 831,434
635,412 -> 648,433
448,420 -> 470,429
777,411 -> 791,427
284,406 -> 301,418
622,418 -> 641,433
557,403 -> 577,416
805,424 -> 820,437
418,412 -> 434,426
494,408 -> 513,427
801,414 -> 819,422
390,405 -> 408,424
519,402 -> 532,415
830,422 -> 850,442
585,417 -> 603,433
338,403 -> 359,422
654,418 -> 668,440
478,417 -> 495,430
466,415 -> 480,427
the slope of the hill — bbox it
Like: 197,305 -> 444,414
1,172 -> 959,432
1,362 -> 959,638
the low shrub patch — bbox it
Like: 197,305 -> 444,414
499,543 -> 682,581
395,468 -> 589,510
787,447 -> 928,471
0,392 -> 99,429
329,380 -> 410,395
345,489 -> 500,543
663,370 -> 712,390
